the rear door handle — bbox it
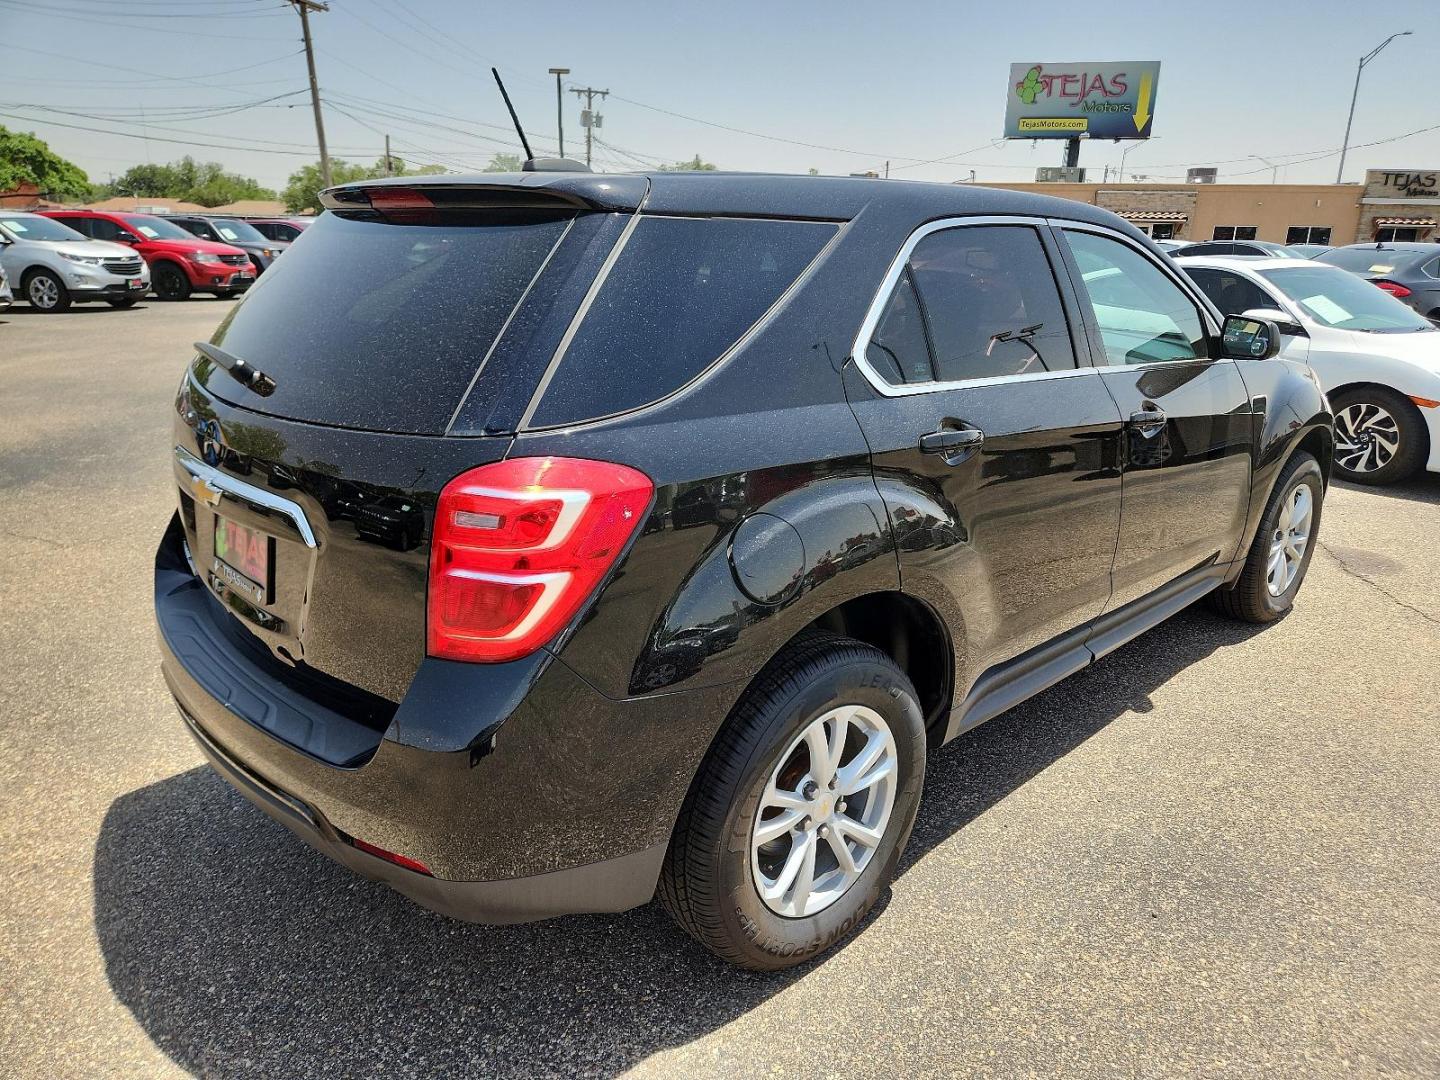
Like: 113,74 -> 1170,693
1128,408 -> 1167,433
919,428 -> 984,458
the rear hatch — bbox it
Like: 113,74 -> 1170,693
172,178 -> 646,700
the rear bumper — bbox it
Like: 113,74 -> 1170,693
154,519 -> 730,923
177,699 -> 664,923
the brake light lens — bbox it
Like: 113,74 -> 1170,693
1373,279 -> 1412,298
428,457 -> 654,662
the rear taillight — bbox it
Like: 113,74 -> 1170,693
1373,279 -> 1412,298
427,457 -> 653,663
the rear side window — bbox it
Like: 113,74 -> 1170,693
864,224 -> 1075,387
205,209 -> 573,434
527,216 -> 835,428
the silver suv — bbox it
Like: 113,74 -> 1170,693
0,211 -> 151,312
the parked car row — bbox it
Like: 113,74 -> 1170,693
1176,254 -> 1440,485
0,210 -> 310,312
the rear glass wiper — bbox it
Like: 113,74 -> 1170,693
194,340 -> 276,397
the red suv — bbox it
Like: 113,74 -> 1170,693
41,211 -> 255,300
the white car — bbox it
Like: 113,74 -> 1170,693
0,211 -> 151,312
1178,255 -> 1440,485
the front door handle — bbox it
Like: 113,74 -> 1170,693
1128,407 -> 1167,433
919,427 -> 984,459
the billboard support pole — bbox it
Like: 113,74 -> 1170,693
1062,137 -> 1080,169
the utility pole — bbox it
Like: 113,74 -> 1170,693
289,0 -> 331,189
884,160 -> 890,179
548,68 -> 570,158
570,85 -> 608,169
1336,31 -> 1412,183
384,134 -> 393,176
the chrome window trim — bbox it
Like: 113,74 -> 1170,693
850,215 -> 1092,399
174,446 -> 317,548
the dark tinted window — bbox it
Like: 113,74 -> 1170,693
866,269 -> 933,384
529,216 -> 835,427
1185,267 -> 1278,317
60,216 -> 94,239
87,217 -> 127,243
173,218 -> 218,241
206,209 -> 574,434
906,225 -> 1074,381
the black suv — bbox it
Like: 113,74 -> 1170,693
155,173 -> 1332,970
168,215 -> 289,275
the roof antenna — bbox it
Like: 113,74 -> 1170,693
490,66 -> 590,173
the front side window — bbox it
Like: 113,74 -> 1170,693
177,219 -> 218,241
864,224 -> 1075,387
1184,267 -> 1279,318
1064,229 -> 1208,365
86,217 -> 126,243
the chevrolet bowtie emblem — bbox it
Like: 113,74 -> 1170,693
190,475 -> 223,507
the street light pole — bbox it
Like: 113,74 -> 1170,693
1252,154 -> 1279,184
548,67 -> 570,158
1336,31 -> 1412,183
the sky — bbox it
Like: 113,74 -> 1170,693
3,0 -> 1438,193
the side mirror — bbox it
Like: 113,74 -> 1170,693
116,234 -> 140,245
1241,307 -> 1306,337
1221,315 -> 1283,360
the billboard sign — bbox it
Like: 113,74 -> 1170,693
1004,61 -> 1160,140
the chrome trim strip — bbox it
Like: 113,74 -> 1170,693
849,215 -> 1089,398
444,215 -> 576,435
174,446 -> 317,548
518,210 -> 644,430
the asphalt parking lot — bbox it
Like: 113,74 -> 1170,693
2,299 -> 1438,1079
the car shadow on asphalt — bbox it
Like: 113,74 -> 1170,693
93,606 -> 1265,1078
1332,473 -> 1440,507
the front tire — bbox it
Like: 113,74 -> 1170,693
153,262 -> 191,301
1211,451 -> 1324,623
1331,386 -> 1425,485
24,269 -> 70,312
659,632 -> 926,970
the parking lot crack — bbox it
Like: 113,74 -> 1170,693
0,527 -> 69,551
1319,540 -> 1440,628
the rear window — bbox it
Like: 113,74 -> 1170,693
1315,247 -> 1412,273
204,209 -> 574,433
527,216 -> 836,428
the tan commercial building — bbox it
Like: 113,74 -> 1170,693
988,168 -> 1438,246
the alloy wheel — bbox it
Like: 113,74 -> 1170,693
1267,481 -> 1314,596
28,275 -> 59,309
750,704 -> 897,918
1335,402 -> 1399,474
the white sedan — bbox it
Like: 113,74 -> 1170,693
1178,256 -> 1440,485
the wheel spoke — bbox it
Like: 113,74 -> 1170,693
789,833 -> 818,912
752,809 -> 803,847
826,830 -> 859,875
762,778 -> 807,813
836,733 -> 887,795
762,831 -> 812,902
803,721 -> 836,786
835,817 -> 884,850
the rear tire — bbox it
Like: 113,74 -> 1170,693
153,263 -> 191,301
1331,386 -> 1425,485
659,632 -> 926,970
24,269 -> 70,312
1211,451 -> 1323,623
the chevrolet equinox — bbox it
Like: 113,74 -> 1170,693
155,172 -> 1332,970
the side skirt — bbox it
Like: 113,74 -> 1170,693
940,563 -> 1227,745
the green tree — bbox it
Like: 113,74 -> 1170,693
0,126 -> 93,200
483,152 -> 523,173
658,155 -> 718,172
281,158 -> 374,213
107,156 -> 274,205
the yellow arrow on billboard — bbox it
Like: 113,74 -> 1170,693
1133,70 -> 1153,133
